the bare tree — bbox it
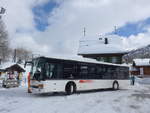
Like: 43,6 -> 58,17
13,47 -> 33,63
0,20 -> 10,62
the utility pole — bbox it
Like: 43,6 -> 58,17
83,27 -> 86,37
0,7 -> 6,19
13,49 -> 17,63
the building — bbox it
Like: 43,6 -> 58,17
5,64 -> 25,73
130,59 -> 150,77
78,35 -> 129,64
0,63 -> 25,88
0,63 -> 25,81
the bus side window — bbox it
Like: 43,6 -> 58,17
63,63 -> 75,79
45,63 -> 50,79
56,64 -> 63,79
80,65 -> 88,79
96,66 -> 103,79
88,66 -> 96,74
45,63 -> 57,79
103,66 -> 112,79
117,67 -> 129,79
88,66 -> 96,79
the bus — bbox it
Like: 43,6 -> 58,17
26,56 -> 129,94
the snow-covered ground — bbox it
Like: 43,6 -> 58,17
0,84 -> 150,113
0,63 -> 150,113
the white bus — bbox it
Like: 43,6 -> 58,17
26,56 -> 129,95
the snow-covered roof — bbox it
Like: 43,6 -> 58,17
78,35 -> 129,55
133,59 -> 150,66
0,62 -> 25,70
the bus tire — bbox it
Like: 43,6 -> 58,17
113,81 -> 119,90
2,84 -> 6,88
65,82 -> 76,95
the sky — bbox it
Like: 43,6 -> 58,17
1,0 -> 150,56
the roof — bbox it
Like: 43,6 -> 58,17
0,62 -> 25,72
0,62 -> 16,70
78,35 -> 130,55
5,64 -> 25,72
133,59 -> 150,66
38,56 -> 129,67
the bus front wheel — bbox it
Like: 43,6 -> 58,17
65,82 -> 76,95
113,81 -> 119,90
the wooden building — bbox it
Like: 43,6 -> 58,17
0,63 -> 25,79
78,35 -> 129,64
5,64 -> 25,73
0,63 -> 25,88
130,59 -> 150,77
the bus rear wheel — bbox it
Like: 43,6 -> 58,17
65,82 -> 76,95
113,81 -> 119,90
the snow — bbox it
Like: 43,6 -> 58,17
135,77 -> 150,85
0,61 -> 150,113
78,35 -> 130,55
0,62 -> 25,71
0,84 -> 150,113
133,58 -> 150,66
0,62 -> 17,70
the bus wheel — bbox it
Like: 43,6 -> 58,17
65,82 -> 76,95
113,81 -> 119,90
2,84 -> 6,88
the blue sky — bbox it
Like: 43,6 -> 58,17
111,17 -> 150,37
3,0 -> 150,55
32,1 -> 58,31
32,1 -> 150,37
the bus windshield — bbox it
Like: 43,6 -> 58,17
30,57 -> 58,81
30,58 -> 45,81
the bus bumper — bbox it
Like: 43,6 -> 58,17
30,87 -> 46,94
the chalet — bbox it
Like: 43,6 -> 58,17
0,63 -> 25,80
130,59 -> 150,77
5,64 -> 25,73
78,35 -> 129,64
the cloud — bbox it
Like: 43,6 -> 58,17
125,31 -> 150,50
11,34 -> 49,54
2,0 -> 150,56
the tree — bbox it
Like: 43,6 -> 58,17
13,47 -> 33,63
0,20 -> 10,62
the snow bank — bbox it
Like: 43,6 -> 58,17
135,77 -> 150,85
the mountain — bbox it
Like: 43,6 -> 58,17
123,45 -> 150,63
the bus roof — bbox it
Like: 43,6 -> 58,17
35,56 -> 129,67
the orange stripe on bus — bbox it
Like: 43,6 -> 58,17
79,80 -> 93,83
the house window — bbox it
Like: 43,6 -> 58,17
112,57 -> 117,63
